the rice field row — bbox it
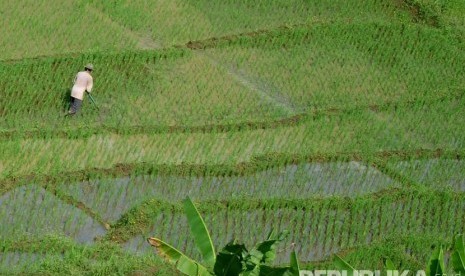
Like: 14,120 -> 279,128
2,0 -> 461,61
1,95 -> 463,180
113,189 -> 465,264
2,156 -> 463,250
0,22 -> 463,135
0,0 -> 415,61
0,252 -> 46,274
2,185 -> 464,268
56,161 -> 398,223
53,158 -> 465,223
0,233 -> 450,274
205,23 -> 465,112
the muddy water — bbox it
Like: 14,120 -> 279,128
1,159 -> 463,264
0,185 -> 106,244
0,252 -> 42,272
389,159 -> 465,190
60,161 -> 398,222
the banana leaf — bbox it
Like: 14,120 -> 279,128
334,255 -> 356,276
147,237 -> 211,276
183,197 -> 216,268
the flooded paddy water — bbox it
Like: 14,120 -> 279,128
1,159 -> 464,265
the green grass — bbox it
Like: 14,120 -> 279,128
409,0 -> 465,28
0,0 -> 413,60
312,234 -> 448,271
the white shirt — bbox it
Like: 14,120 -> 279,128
71,71 -> 93,100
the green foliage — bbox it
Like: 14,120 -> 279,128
214,243 -> 247,275
253,230 -> 289,266
289,251 -> 300,275
183,197 -> 216,268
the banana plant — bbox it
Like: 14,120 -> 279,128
147,197 -> 300,276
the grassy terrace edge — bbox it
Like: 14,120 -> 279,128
307,233 -> 447,269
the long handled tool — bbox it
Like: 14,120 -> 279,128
86,91 -> 99,110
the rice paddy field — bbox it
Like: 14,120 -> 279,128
1,0 -> 465,275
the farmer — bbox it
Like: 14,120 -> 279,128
68,64 -> 94,115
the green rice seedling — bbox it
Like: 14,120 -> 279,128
0,235 -> 178,275
56,161 -> 397,223
0,1 -> 135,60
88,0 -> 410,47
2,47 -> 288,133
386,158 -> 465,191
3,6 -> 460,136
0,185 -> 106,243
0,252 -> 45,274
206,23 -> 464,113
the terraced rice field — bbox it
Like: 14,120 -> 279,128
0,0 -> 464,274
